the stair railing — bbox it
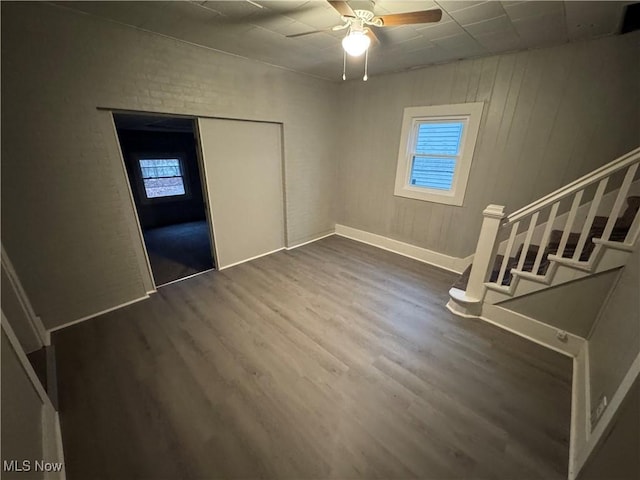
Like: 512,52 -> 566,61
465,146 -> 640,301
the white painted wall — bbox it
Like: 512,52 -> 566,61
1,2 -> 338,329
588,237 -> 640,414
500,269 -> 621,338
336,32 -> 640,258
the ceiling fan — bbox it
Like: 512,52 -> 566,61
287,1 -> 442,80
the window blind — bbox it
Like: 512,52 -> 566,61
410,121 -> 464,191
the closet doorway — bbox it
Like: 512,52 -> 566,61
114,113 -> 215,287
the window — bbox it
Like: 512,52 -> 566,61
139,158 -> 186,199
394,102 -> 484,206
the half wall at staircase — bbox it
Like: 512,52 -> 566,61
499,269 -> 621,338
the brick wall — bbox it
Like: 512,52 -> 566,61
1,2 -> 339,329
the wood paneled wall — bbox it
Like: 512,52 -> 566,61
337,33 -> 640,258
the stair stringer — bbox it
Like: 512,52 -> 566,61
483,242 -> 631,304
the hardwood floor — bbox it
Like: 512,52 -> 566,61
54,236 -> 572,480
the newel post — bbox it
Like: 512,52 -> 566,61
466,205 -> 506,301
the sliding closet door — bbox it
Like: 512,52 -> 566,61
197,118 -> 285,269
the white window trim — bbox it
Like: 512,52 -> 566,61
394,102 -> 484,206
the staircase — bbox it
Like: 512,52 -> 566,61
448,147 -> 640,317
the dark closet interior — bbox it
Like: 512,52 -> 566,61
114,113 -> 214,286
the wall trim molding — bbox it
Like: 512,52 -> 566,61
479,304 -> 585,358
569,344 -> 590,480
286,231 -> 335,250
335,224 -> 472,274
218,247 -> 286,271
1,313 -> 53,406
48,295 -> 150,333
572,351 -> 640,479
2,313 -> 66,478
156,268 -> 215,288
1,245 -> 50,346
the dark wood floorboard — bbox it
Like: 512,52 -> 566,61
54,236 -> 572,480
143,220 -> 214,286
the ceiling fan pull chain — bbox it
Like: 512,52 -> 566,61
363,49 -> 369,81
342,49 -> 347,81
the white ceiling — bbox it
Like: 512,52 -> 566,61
53,0 -> 632,80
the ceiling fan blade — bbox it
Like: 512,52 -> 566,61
286,29 -> 328,38
376,9 -> 442,26
328,1 -> 356,18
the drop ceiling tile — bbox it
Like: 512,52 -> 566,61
463,14 -> 512,35
259,1 -> 312,12
200,1 -> 263,17
56,0 -> 628,81
274,19 -> 325,36
512,12 -> 567,47
296,31 -> 341,49
418,20 -> 466,39
449,1 -> 506,25
503,1 -> 564,21
251,12 -> 297,31
380,26 -> 422,43
436,1 -> 486,13
391,35 -> 437,52
374,1 -> 439,14
431,31 -> 488,56
286,3 -> 342,29
53,1 -> 172,29
475,28 -> 522,52
565,1 -> 626,40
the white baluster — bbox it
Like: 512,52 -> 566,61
533,202 -> 559,275
573,178 -> 608,261
557,190 -> 584,258
625,205 -> 640,243
601,163 -> 638,241
516,212 -> 539,271
496,221 -> 519,286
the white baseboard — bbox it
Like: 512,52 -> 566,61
335,224 -> 472,274
286,231 -> 335,250
156,268 -> 215,288
218,247 -> 286,271
479,304 -> 585,358
48,294 -> 150,333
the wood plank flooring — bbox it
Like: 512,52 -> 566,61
54,236 -> 572,480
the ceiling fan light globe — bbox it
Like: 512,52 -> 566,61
342,32 -> 371,57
